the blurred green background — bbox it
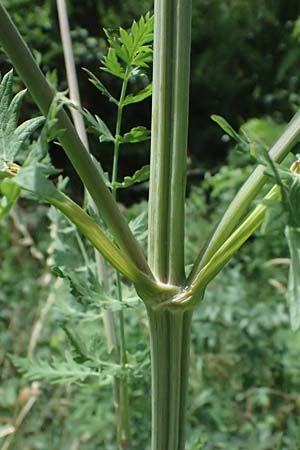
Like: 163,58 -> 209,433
1,1 -> 300,449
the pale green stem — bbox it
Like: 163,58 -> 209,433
189,109 -> 300,284
74,228 -> 90,268
186,185 -> 282,300
0,4 -> 151,277
147,1 -> 193,448
147,307 -> 193,450
111,69 -> 131,450
148,0 -> 192,284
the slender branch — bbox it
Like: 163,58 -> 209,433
148,0 -> 192,284
56,0 -> 88,147
111,69 -> 131,450
187,184 -> 281,299
0,4 -> 151,277
56,0 -> 119,386
45,191 -> 159,294
188,108 -> 300,283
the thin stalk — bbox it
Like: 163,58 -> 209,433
111,69 -> 129,196
0,4 -> 151,277
56,0 -> 120,422
189,108 -> 300,284
111,70 -> 131,450
147,307 -> 193,450
116,273 -> 131,450
148,0 -> 192,284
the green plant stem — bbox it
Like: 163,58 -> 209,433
116,273 -> 131,450
56,0 -> 120,403
147,307 -> 193,450
112,70 -> 129,197
55,3 -> 122,438
186,184 -> 281,299
148,0 -> 192,284
146,2 -> 193,448
111,71 -> 131,450
0,4 -> 150,277
189,108 -> 300,284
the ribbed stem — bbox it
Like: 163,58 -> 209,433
147,308 -> 193,450
148,0 -> 192,284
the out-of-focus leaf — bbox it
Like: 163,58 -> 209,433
0,177 -> 20,220
119,126 -> 150,144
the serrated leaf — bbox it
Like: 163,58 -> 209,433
82,68 -> 118,105
102,14 -> 153,76
80,108 -> 114,143
114,165 -> 150,190
129,210 -> 147,244
285,226 -> 300,331
62,326 -> 90,364
119,126 -> 150,144
0,70 -> 44,165
11,353 -> 111,385
123,83 -> 152,106
102,48 -> 126,79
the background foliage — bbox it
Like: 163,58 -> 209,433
1,1 -> 300,449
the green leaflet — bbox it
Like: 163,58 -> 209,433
80,108 -> 115,143
82,68 -> 118,105
123,83 -> 152,106
102,48 -> 126,80
0,70 -> 44,167
119,126 -> 150,144
113,165 -> 150,190
103,13 -> 153,77
211,114 -> 244,145
285,226 -> 300,331
11,352 -> 114,385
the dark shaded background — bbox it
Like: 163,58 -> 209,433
1,0 -> 300,201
